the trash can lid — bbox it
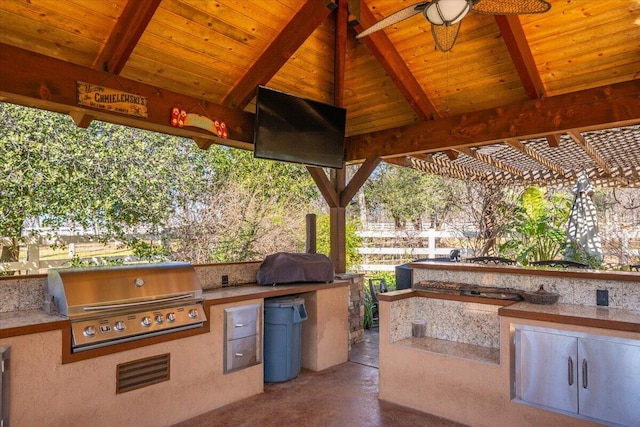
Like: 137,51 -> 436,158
264,296 -> 305,308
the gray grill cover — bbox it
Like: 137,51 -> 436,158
257,252 -> 334,285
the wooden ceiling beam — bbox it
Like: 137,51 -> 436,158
494,15 -> 545,100
0,44 -> 254,149
353,5 -> 439,121
93,0 -> 162,74
505,139 -> 565,176
340,157 -> 381,206
455,147 -> 523,176
307,166 -> 339,208
346,79 -> 640,162
566,130 -> 611,175
221,1 -> 336,110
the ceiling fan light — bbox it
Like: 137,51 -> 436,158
424,0 -> 472,26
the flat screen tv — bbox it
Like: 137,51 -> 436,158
253,86 -> 346,169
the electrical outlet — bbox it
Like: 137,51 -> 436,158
596,289 -> 609,306
221,275 -> 229,286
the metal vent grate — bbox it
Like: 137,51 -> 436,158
116,353 -> 170,394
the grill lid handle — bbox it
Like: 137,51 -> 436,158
82,293 -> 196,312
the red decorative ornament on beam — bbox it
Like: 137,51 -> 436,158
170,107 -> 228,139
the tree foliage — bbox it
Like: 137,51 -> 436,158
0,103 -> 211,262
499,187 -> 572,265
315,213 -> 362,271
364,164 -> 461,229
170,150 -> 318,264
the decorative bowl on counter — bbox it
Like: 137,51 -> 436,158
524,285 -> 559,305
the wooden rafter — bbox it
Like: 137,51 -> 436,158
566,130 -> 611,175
69,0 -> 162,128
505,139 -> 565,176
406,157 -> 476,181
93,0 -> 162,74
455,147 -> 523,176
346,79 -> 640,161
387,155 -> 479,183
221,1 -> 335,110
444,150 -> 459,161
546,134 -> 561,148
307,166 -> 339,208
340,157 -> 381,206
353,5 -> 439,121
412,153 -> 484,181
494,15 -> 545,100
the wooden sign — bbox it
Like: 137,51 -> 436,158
77,81 -> 148,118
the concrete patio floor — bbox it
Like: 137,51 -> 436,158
174,329 -> 468,427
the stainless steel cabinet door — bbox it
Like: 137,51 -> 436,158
578,337 -> 640,427
516,329 -> 578,413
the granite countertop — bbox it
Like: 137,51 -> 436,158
0,309 -> 68,337
499,302 -> 640,333
203,280 -> 348,305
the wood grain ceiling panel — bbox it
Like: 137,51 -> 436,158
345,28 -> 418,136
266,18 -> 336,105
522,0 -> 640,96
0,0 -> 121,67
391,13 -> 527,116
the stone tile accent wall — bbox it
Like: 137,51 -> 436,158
195,262 -> 261,290
389,298 -> 500,348
0,276 -> 45,313
337,273 -> 365,346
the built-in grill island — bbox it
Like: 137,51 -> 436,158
46,262 -> 206,353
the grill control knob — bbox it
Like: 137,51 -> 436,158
155,314 -> 164,324
141,316 -> 152,327
83,325 -> 97,338
114,321 -> 126,332
167,312 -> 176,322
188,308 -> 198,319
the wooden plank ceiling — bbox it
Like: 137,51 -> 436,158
0,0 -> 639,186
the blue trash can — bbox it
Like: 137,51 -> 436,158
263,296 -> 308,382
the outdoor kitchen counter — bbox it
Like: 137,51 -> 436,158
202,280 -> 349,304
0,280 -> 350,427
377,267 -> 640,427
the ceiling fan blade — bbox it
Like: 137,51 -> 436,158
471,0 -> 551,15
356,2 -> 429,39
431,22 -> 461,52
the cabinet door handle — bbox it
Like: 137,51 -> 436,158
582,358 -> 588,389
235,352 -> 244,357
235,323 -> 245,327
568,357 -> 574,386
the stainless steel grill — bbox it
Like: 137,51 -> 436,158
46,262 -> 206,352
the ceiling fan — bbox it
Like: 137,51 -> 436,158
356,0 -> 551,52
